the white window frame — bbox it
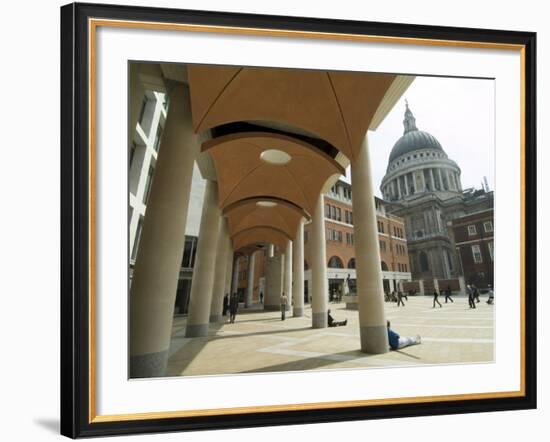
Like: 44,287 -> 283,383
468,224 -> 477,236
484,221 -> 494,232
471,244 -> 483,263
488,241 -> 494,261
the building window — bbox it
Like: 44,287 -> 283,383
419,251 -> 430,272
484,221 -> 493,233
472,244 -> 483,263
381,261 -> 389,271
153,124 -> 163,152
138,96 -> 148,126
143,164 -> 155,204
130,141 -> 137,167
468,225 -> 477,236
336,207 -> 342,222
182,236 -> 197,268
328,256 -> 344,268
347,258 -> 356,269
131,216 -> 144,261
488,241 -> 494,261
379,240 -> 386,252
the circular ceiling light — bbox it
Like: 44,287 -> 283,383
260,149 -> 291,165
256,201 -> 277,208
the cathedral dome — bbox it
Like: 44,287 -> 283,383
388,102 -> 444,163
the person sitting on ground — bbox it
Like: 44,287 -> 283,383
386,320 -> 421,350
327,309 -> 347,327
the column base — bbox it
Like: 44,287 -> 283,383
359,325 -> 389,354
129,349 -> 168,378
209,314 -> 223,323
293,307 -> 304,317
185,323 -> 210,337
312,312 -> 327,328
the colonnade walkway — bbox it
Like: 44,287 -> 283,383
165,296 -> 494,377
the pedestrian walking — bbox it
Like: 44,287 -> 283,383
222,293 -> 229,316
259,291 -> 264,304
280,292 -> 288,320
444,286 -> 454,303
396,291 -> 405,307
467,284 -> 476,309
432,290 -> 442,308
472,284 -> 480,303
229,292 -> 239,323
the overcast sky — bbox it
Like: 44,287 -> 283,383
343,76 -> 495,197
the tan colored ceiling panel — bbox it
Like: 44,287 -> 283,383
204,132 -> 344,214
189,66 -> 353,158
328,72 -> 396,158
187,65 -> 242,131
232,226 -> 288,253
225,198 -> 306,240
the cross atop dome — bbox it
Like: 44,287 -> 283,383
403,100 -> 418,134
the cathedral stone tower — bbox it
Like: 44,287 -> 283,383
381,102 -> 492,281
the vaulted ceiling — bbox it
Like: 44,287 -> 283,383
186,64 -> 413,253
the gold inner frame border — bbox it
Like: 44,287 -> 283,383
87,17 -> 527,423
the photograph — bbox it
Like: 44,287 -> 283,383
58,2 -> 537,437
128,64 -> 496,379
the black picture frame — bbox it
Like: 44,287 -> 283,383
60,2 -> 537,438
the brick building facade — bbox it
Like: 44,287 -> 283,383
450,209 -> 494,288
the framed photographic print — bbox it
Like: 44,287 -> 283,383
60,2 -> 537,438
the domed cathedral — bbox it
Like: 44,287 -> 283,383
381,101 -> 493,282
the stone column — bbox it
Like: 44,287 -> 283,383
396,177 -> 402,199
224,247 -> 234,296
429,168 -> 436,191
264,253 -> 283,310
185,180 -> 222,337
311,194 -> 328,328
458,276 -> 466,296
210,218 -> 230,323
268,244 -> 275,258
130,85 -> 197,378
404,174 -> 409,196
231,256 -> 240,295
245,252 -> 256,308
292,220 -> 305,317
438,168 -> 445,190
419,279 -> 425,296
445,169 -> 454,191
351,136 -> 389,354
283,240 -> 293,311
420,169 -> 427,191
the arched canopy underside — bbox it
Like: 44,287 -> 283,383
203,132 -> 344,215
224,197 -> 308,241
188,64 -> 397,161
232,226 -> 289,254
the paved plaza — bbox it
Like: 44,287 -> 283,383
166,295 -> 494,377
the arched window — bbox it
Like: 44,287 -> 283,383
347,258 -> 356,269
381,261 -> 389,271
419,251 -> 430,272
304,260 -> 309,270
328,256 -> 344,269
